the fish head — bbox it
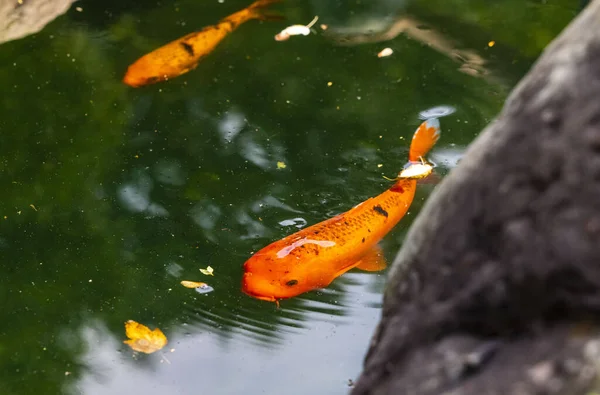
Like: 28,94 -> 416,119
123,56 -> 169,87
242,255 -> 310,302
242,237 -> 335,302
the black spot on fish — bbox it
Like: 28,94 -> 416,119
373,205 -> 388,218
390,183 -> 405,193
180,42 -> 194,57
286,280 -> 298,286
222,20 -> 235,30
362,237 -> 365,243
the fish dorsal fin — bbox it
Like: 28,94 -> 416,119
409,118 -> 441,162
355,245 -> 387,272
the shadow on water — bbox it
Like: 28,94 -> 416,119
0,0 -> 579,394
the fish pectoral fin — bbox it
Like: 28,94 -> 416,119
355,245 -> 387,272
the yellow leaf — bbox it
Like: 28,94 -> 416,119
276,161 -> 286,169
398,162 -> 433,179
123,320 -> 167,354
180,280 -> 207,289
199,266 -> 214,276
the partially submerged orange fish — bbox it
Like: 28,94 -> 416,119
123,0 -> 280,87
242,118 -> 442,304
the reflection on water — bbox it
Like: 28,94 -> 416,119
419,105 -> 456,120
0,0 -> 577,394
217,110 -> 246,144
314,0 -> 489,78
430,146 -> 466,169
325,15 -> 489,77
278,217 -> 308,228
75,273 -> 384,395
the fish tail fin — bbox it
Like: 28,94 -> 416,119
408,117 -> 441,162
247,0 -> 284,20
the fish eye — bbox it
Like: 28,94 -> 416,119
285,279 -> 298,287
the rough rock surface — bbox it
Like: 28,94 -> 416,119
0,0 -> 77,45
352,1 -> 600,394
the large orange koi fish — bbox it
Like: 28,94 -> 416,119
242,118 -> 441,303
123,0 -> 280,87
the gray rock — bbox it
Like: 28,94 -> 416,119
352,1 -> 600,394
0,0 -> 77,45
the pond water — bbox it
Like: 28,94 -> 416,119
0,0 -> 579,394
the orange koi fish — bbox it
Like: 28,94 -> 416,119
241,118 -> 442,304
123,0 -> 280,87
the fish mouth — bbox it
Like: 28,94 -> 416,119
122,73 -> 143,88
245,292 -> 278,303
241,273 -> 278,303
242,288 -> 278,303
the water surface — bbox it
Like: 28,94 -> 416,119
0,0 -> 578,394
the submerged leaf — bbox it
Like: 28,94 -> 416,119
181,280 -> 214,293
123,320 -> 167,354
195,283 -> 214,294
199,266 -> 214,276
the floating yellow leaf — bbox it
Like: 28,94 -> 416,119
398,161 -> 433,180
277,161 -> 286,169
199,266 -> 214,276
488,40 -> 495,47
123,320 -> 167,354
180,280 -> 208,289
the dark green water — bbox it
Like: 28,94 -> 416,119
0,0 -> 578,394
